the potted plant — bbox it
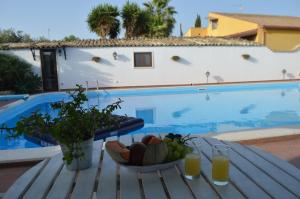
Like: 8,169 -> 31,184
3,85 -> 122,170
171,55 -> 181,61
92,56 -> 101,63
241,54 -> 250,60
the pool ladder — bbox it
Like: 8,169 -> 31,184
85,80 -> 109,95
96,80 -> 109,95
85,81 -> 89,92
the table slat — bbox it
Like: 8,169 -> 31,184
141,172 -> 167,199
199,137 -> 272,199
176,163 -> 220,199
71,140 -> 103,199
161,134 -> 243,199
248,146 -> 300,181
133,134 -> 167,199
160,133 -> 219,199
204,138 -> 298,199
173,135 -> 229,199
160,167 -> 194,199
199,139 -> 246,199
23,154 -> 63,199
227,141 -> 300,197
96,137 -> 118,199
119,135 -> 141,199
3,160 -> 48,199
46,164 -> 76,199
7,134 -> 300,199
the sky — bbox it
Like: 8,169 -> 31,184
1,0 -> 300,40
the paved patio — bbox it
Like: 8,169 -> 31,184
239,134 -> 300,169
0,161 -> 39,194
0,100 -> 17,108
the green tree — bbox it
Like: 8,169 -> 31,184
194,14 -> 201,28
109,20 -> 120,39
135,10 -> 151,37
144,0 -> 177,37
0,28 -> 32,43
0,54 -> 41,94
36,36 -> 50,42
121,2 -> 151,38
121,2 -> 141,38
63,35 -> 80,41
87,4 -> 120,39
179,23 -> 183,37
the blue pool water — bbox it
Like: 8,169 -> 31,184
1,82 -> 300,150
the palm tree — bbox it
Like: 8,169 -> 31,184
135,10 -> 151,37
109,20 -> 120,39
144,0 -> 177,37
121,2 -> 151,38
87,4 -> 120,39
121,2 -> 140,38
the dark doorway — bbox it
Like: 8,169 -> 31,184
40,49 -> 58,91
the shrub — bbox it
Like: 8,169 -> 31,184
92,56 -> 101,63
0,53 -> 41,94
171,55 -> 180,61
242,54 -> 250,60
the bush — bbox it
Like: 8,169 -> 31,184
171,55 -> 180,61
0,53 -> 41,94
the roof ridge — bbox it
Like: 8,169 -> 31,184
182,37 -> 202,45
1,37 -> 261,50
212,12 -> 300,19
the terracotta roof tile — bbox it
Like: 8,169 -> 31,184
0,37 -> 260,50
214,12 -> 300,30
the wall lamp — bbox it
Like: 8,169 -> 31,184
113,51 -> 118,60
58,49 -> 62,56
57,47 -> 67,60
205,71 -> 210,83
30,48 -> 36,61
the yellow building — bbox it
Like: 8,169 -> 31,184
185,12 -> 300,52
184,27 -> 207,37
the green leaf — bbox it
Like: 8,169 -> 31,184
1,85 -> 123,165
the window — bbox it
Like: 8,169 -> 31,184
134,52 -> 152,67
211,19 -> 218,30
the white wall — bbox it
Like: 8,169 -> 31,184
3,46 -> 300,90
0,49 -> 41,76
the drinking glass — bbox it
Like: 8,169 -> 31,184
212,144 -> 230,186
184,140 -> 201,180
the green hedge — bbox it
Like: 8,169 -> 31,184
0,53 -> 41,94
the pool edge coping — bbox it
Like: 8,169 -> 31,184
208,125 -> 300,141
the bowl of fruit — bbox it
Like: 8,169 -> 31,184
105,133 -> 194,172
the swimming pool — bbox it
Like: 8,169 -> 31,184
1,82 -> 300,150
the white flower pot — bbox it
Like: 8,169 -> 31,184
60,137 -> 94,170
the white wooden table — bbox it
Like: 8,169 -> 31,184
4,134 -> 300,199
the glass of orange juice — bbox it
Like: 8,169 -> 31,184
184,141 -> 201,180
212,144 -> 230,186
